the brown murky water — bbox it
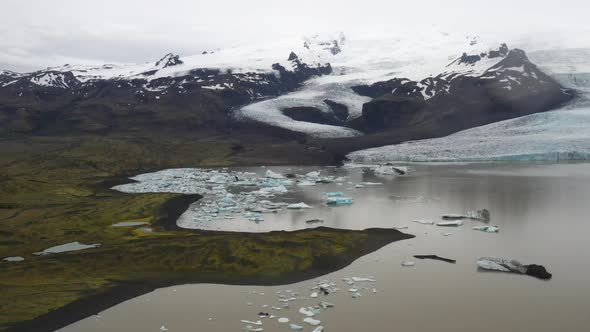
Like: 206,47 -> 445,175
60,163 -> 590,332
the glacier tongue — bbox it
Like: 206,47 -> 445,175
347,106 -> 590,162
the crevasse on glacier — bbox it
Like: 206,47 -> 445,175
348,50 -> 590,162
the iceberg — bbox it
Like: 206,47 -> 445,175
374,165 -> 407,175
287,202 -> 312,210
477,257 -> 552,279
413,219 -> 435,225
324,191 -> 345,197
265,170 -> 285,179
436,220 -> 464,227
326,197 -> 354,206
473,226 -> 500,233
303,317 -> 321,326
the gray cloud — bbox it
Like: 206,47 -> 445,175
1,0 -> 589,72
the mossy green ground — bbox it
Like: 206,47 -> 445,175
0,135 -> 411,332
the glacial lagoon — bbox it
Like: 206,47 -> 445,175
60,162 -> 590,332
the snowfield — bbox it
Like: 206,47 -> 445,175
235,30 -> 512,137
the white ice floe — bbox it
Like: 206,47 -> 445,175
436,221 -> 464,227
473,226 -> 500,233
401,261 -> 416,267
240,320 -> 263,326
33,242 -> 100,255
413,219 -> 435,225
278,318 -> 290,323
286,202 -> 312,210
303,317 -> 321,326
298,307 -> 316,317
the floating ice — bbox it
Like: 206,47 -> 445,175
113,168 -> 349,232
473,226 -> 500,233
303,317 -> 321,326
287,202 -> 312,210
289,324 -> 303,330
477,257 -> 555,280
319,301 -> 335,308
413,219 -> 435,225
33,242 -> 100,255
351,277 -> 376,282
436,221 -> 464,227
265,170 -> 285,179
441,214 -> 465,220
401,261 -> 416,267
240,320 -> 263,326
374,165 -> 408,175
298,307 -> 316,317
278,318 -> 290,323
312,327 -> 324,332
324,191 -> 345,197
326,197 -> 354,206
160,326 -> 168,331
244,327 -> 263,332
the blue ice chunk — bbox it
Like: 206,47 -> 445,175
326,197 -> 354,205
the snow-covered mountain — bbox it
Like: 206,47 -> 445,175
0,31 -> 583,161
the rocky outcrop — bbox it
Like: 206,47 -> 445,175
155,53 -> 183,68
323,99 -> 349,121
281,106 -> 342,126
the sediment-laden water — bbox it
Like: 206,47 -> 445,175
61,163 -> 590,332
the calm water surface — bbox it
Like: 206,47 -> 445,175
60,163 -> 590,332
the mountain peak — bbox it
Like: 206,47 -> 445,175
155,53 -> 184,69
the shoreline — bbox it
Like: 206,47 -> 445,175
5,227 -> 412,332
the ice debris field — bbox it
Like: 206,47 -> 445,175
113,166 -> 410,232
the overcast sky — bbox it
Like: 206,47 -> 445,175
2,0 -> 589,72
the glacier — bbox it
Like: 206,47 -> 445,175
347,49 -> 590,162
234,30 -> 513,138
347,106 -> 590,162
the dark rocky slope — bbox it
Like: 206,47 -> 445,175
0,52 -> 331,135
